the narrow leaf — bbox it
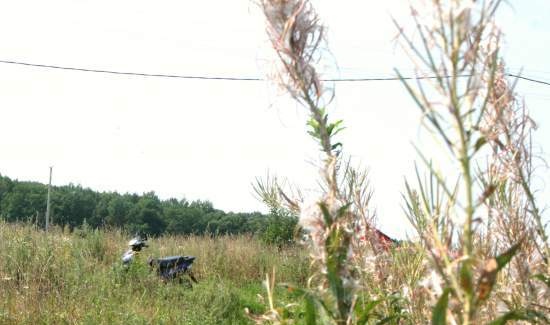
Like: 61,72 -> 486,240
304,293 -> 317,325
331,142 -> 343,151
476,258 -> 497,303
488,310 -> 528,325
356,300 -> 382,325
495,241 -> 522,271
476,241 -> 522,304
476,184 -> 497,207
459,262 -> 474,296
318,202 -> 332,227
474,136 -> 487,153
377,315 -> 399,325
532,273 -> 550,288
488,309 -> 549,325
336,203 -> 351,219
432,288 -> 451,325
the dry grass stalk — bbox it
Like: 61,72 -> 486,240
479,63 -> 550,315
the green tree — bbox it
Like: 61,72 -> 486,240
261,208 -> 297,246
127,192 -> 165,235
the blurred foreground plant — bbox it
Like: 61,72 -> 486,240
251,0 -> 403,324
252,0 -> 549,324
397,0 -> 549,323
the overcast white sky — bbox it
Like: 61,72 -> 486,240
0,1 -> 548,238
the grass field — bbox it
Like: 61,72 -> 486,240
0,221 -> 309,324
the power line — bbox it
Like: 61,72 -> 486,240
0,60 -> 262,81
0,59 -> 549,86
506,74 -> 550,87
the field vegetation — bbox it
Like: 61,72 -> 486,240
1,0 -> 550,324
0,222 -> 308,324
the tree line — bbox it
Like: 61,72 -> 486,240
0,173 -> 296,243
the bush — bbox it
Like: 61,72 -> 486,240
261,208 -> 297,247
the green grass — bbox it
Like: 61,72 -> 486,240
0,221 -> 308,324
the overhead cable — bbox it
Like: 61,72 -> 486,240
0,59 -> 549,86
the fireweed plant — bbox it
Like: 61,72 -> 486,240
249,0 -> 400,324
250,0 -> 549,324
397,0 -> 549,324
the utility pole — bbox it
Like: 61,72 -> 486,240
45,166 -> 52,232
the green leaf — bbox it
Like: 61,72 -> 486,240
304,293 -> 317,325
327,123 -> 335,136
278,284 -> 319,325
307,118 -> 320,138
336,203 -> 351,219
474,136 -> 487,154
459,262 -> 474,296
432,288 -> 451,325
356,300 -> 382,325
532,273 -> 550,288
327,119 -> 345,137
477,184 -> 497,207
495,241 -> 522,271
488,309 -> 549,325
377,315 -> 399,325
325,225 -> 352,321
319,202 -> 332,227
326,231 -> 345,300
332,120 -> 345,136
331,142 -> 343,151
307,118 -> 319,129
488,311 -> 525,325
476,241 -> 522,304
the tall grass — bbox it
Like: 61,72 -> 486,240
0,221 -> 308,324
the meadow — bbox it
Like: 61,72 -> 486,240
2,1 -> 550,324
0,221 -> 308,324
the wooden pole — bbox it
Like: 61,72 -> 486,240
45,166 -> 52,231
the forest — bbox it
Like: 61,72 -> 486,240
0,173 -> 296,242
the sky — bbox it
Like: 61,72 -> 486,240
0,1 -> 548,239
